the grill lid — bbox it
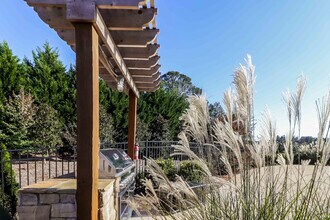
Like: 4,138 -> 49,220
100,149 -> 133,170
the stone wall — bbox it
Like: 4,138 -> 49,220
17,179 -> 118,220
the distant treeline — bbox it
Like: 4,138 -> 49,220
0,41 -> 208,150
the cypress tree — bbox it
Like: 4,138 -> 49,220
24,43 -> 76,124
0,41 -> 25,103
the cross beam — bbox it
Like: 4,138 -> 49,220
26,0 -> 147,9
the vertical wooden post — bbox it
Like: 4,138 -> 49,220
128,89 -> 137,159
74,23 -> 99,220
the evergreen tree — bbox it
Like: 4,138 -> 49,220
0,41 -> 202,144
0,89 -> 36,149
136,117 -> 151,141
24,43 -> 76,124
0,41 -> 25,103
161,71 -> 202,96
0,143 -> 18,216
148,115 -> 170,141
109,91 -> 129,141
99,79 -> 129,142
209,102 -> 225,121
61,122 -> 77,156
138,87 -> 188,140
29,103 -> 62,149
100,105 -> 113,143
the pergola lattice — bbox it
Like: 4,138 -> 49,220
24,1 -> 160,219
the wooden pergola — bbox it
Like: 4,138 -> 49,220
24,0 -> 160,219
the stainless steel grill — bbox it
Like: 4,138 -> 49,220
99,148 -> 136,219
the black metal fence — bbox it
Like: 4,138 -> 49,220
2,147 -> 76,189
0,141 -> 206,216
0,146 -> 77,217
0,141 -> 204,188
100,141 -> 206,173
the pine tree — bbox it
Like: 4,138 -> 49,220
161,71 -> 202,96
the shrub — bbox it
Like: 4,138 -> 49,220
155,158 -> 177,181
178,161 -> 204,183
0,143 -> 18,217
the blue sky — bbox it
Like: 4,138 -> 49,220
1,1 -> 330,136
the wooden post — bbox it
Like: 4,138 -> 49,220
128,89 -> 137,159
74,23 -> 99,220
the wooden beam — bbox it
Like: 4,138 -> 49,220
137,85 -> 160,91
130,64 -> 160,76
34,6 -> 73,29
127,89 -> 137,159
34,7 -> 157,30
111,29 -> 159,47
140,87 -> 159,92
126,55 -> 160,69
74,23 -> 99,220
133,73 -> 160,83
120,44 -> 159,59
93,8 -> 140,97
135,78 -> 160,87
26,0 -> 147,9
100,8 -> 157,30
56,29 -> 75,45
99,46 -> 118,84
56,28 -> 158,47
25,0 -> 67,6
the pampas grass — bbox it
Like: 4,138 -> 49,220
130,55 -> 330,219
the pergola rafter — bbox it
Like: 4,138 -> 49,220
24,0 -> 160,219
25,0 -> 160,94
56,28 -> 159,47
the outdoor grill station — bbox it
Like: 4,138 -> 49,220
19,0 -> 160,219
99,148 -> 136,219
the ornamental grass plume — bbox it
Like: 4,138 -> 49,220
131,55 -> 330,219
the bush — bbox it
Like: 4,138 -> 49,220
178,161 -> 204,183
155,158 -> 177,181
0,144 -> 18,217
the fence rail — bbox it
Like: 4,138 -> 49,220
0,141 -> 205,216
1,141 -> 206,188
3,147 -> 76,188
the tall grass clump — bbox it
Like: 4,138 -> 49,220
131,55 -> 330,219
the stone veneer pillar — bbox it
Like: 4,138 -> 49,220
17,179 -> 119,220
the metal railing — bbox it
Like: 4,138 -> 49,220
2,147 -> 77,189
0,146 -> 77,216
0,141 -> 204,189
100,141 -> 206,173
0,141 -> 206,216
